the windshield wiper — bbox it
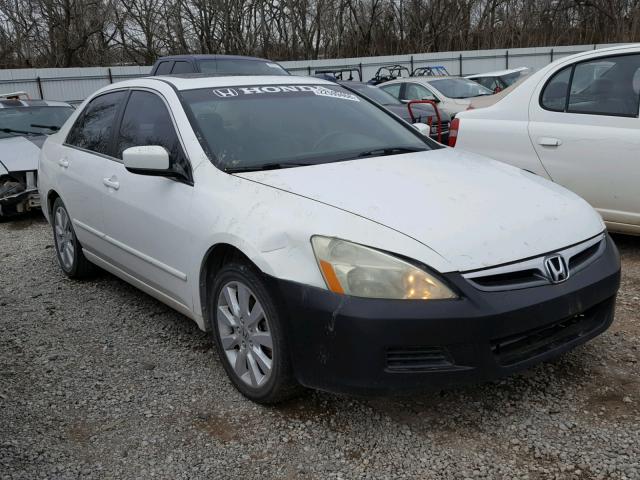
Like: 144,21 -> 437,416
357,146 -> 426,158
225,162 -> 312,173
31,123 -> 59,131
0,127 -> 41,136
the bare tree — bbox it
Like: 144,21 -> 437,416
0,0 -> 639,68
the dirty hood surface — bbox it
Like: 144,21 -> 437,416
0,135 -> 46,173
237,149 -> 604,272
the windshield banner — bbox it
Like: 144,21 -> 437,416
211,85 -> 360,102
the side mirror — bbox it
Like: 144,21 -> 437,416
423,96 -> 439,103
123,146 -> 170,174
413,123 -> 431,136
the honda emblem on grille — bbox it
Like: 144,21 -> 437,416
544,255 -> 569,283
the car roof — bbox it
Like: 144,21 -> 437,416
466,67 -> 529,79
155,54 -> 276,63
0,99 -> 72,108
144,74 -> 332,91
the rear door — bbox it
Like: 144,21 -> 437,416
100,89 -> 195,309
528,53 -> 640,229
60,91 -> 127,253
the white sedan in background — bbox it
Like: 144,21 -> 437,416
452,44 -> 640,235
39,75 -> 620,404
379,76 -> 494,116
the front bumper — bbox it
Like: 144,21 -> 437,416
0,171 -> 40,216
269,235 -> 620,395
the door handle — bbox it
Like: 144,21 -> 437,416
58,158 -> 69,168
103,177 -> 120,190
537,137 -> 562,147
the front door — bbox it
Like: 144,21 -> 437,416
100,89 -> 195,309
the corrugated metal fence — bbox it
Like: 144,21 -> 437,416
0,43 -> 622,102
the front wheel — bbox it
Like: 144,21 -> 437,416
51,197 -> 97,279
210,261 -> 300,404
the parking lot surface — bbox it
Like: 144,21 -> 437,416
1,214 -> 639,480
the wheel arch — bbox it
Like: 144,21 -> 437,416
199,242 -> 271,331
46,189 -> 61,220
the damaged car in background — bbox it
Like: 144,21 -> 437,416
0,93 -> 74,217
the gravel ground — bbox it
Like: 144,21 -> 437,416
1,213 -> 639,480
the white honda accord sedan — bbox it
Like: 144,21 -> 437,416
39,75 -> 620,403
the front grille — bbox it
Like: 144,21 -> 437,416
385,346 -> 453,372
463,234 -> 605,291
491,300 -> 611,366
469,268 -> 544,289
569,241 -> 601,271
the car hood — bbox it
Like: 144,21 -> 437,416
236,149 -> 604,272
0,135 -> 46,172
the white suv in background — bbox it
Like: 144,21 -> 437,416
452,44 -> 640,235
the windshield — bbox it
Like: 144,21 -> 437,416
0,106 -> 73,139
428,78 -> 493,98
182,83 -> 430,171
350,84 -> 401,105
198,59 -> 289,76
501,72 -> 522,87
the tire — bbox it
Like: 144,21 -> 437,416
209,261 -> 301,404
51,197 -> 97,279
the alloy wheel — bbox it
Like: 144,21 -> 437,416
216,281 -> 274,388
54,206 -> 75,271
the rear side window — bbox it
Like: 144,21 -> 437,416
541,54 -> 640,117
541,67 -> 571,111
155,61 -> 173,75
116,90 -> 191,180
171,61 -> 194,74
66,91 -> 126,155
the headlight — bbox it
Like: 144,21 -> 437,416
311,236 -> 457,300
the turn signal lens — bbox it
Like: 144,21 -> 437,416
311,236 -> 457,300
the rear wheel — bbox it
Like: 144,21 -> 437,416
52,197 -> 96,279
210,261 -> 300,404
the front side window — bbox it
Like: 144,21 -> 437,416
181,83 -> 432,172
0,106 -> 73,139
427,78 -> 493,99
66,91 -> 126,155
171,61 -> 194,74
116,90 -> 190,179
404,83 -> 436,101
541,54 -> 640,117
155,61 -> 173,75
379,83 -> 401,99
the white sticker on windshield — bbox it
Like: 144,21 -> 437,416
266,63 -> 281,69
310,86 -> 360,102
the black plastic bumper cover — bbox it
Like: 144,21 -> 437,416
268,235 -> 621,395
